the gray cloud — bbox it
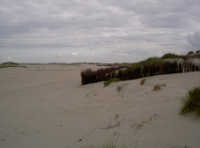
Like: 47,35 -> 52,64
187,31 -> 200,50
0,0 -> 200,63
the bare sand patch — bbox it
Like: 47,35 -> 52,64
0,64 -> 200,148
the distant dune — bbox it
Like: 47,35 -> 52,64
0,64 -> 200,148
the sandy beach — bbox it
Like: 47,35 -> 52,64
0,64 -> 200,148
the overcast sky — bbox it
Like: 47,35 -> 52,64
0,0 -> 200,63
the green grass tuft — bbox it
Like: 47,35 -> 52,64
102,143 -> 117,148
116,86 -> 122,92
180,87 -> 200,117
104,78 -> 120,87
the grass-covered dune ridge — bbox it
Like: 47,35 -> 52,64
81,52 -> 200,85
0,62 -> 26,68
0,62 -> 19,68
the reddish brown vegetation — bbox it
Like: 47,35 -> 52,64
81,54 -> 200,85
81,67 -> 121,85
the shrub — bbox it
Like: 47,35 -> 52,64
140,79 -> 146,86
143,57 -> 163,63
104,78 -> 120,87
116,86 -> 122,92
180,87 -> 200,117
162,53 -> 183,59
187,51 -> 194,55
153,84 -> 161,91
153,84 -> 166,91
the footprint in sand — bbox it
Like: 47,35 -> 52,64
113,131 -> 120,137
130,113 -> 159,130
0,138 -> 6,142
100,113 -> 121,130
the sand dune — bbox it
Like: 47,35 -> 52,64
0,64 -> 200,148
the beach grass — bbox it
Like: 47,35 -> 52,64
181,87 -> 200,117
104,78 -> 120,87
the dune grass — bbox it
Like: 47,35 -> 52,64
79,144 -> 191,148
181,87 -> 200,117
0,62 -> 18,68
153,84 -> 161,91
91,143 -> 128,148
140,79 -> 146,86
104,78 -> 120,87
102,143 -> 117,148
81,51 -> 199,85
116,85 -> 122,92
153,84 -> 166,91
161,53 -> 184,59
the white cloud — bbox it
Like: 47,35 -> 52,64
72,52 -> 79,56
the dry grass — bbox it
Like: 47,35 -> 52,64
116,86 -> 122,92
140,79 -> 146,86
153,84 -> 166,91
104,78 -> 120,87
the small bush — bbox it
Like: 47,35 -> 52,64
104,78 -> 120,87
140,79 -> 146,86
116,86 -> 122,92
153,85 -> 161,91
187,51 -> 194,55
180,87 -> 200,117
153,84 -> 166,91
